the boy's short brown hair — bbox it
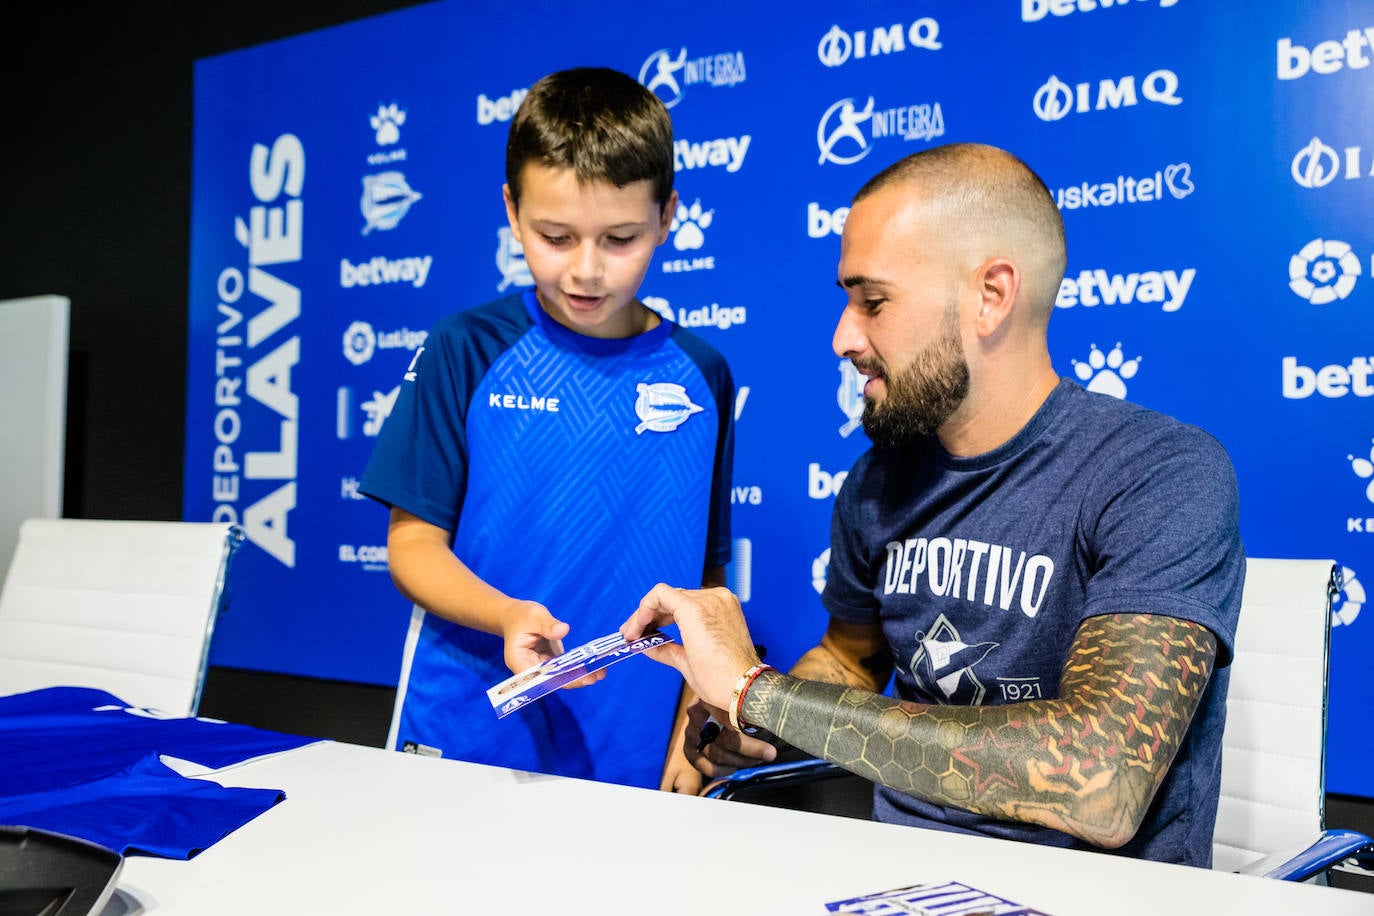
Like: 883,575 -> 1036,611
505,67 -> 675,212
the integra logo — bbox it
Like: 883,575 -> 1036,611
639,47 -> 746,109
818,96 -> 945,166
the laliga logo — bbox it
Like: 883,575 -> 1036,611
634,382 -> 703,434
640,48 -> 688,108
1333,566 -> 1364,628
837,360 -> 865,437
1033,70 -> 1181,121
360,172 -> 422,235
495,227 -> 534,292
370,103 -> 405,145
818,97 -> 874,165
816,18 -> 941,67
343,321 -> 376,366
1289,238 -> 1361,304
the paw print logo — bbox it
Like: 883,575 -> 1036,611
370,103 -> 407,146
670,199 -> 714,251
1071,343 -> 1140,399
1350,439 -> 1374,503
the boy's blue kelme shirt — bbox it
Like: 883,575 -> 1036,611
362,290 -> 734,788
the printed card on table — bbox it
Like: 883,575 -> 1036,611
487,630 -> 674,718
824,880 -> 1053,915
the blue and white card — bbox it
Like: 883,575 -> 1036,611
824,880 -> 1052,915
487,631 -> 674,718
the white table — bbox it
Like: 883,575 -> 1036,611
117,742 -> 1373,914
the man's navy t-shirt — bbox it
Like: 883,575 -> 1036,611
822,379 -> 1245,866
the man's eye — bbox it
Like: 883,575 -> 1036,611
864,298 -> 887,311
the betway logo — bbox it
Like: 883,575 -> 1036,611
674,135 -> 751,173
1278,28 -> 1374,80
1053,163 -> 1193,209
1056,268 -> 1196,312
1282,356 -> 1374,399
808,202 -> 849,237
1023,0 -> 1175,21
477,89 -> 528,125
340,255 -> 432,288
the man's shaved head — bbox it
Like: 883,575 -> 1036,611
852,143 -> 1067,325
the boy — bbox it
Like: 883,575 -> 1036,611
359,67 -> 734,792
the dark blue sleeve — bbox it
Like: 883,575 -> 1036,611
359,297 -> 530,532
821,450 -> 883,623
1078,417 -> 1245,666
670,326 -> 736,569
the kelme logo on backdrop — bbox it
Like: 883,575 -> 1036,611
816,18 -> 941,67
360,172 -> 422,235
496,227 -> 534,292
1070,343 -> 1141,399
1277,27 -> 1374,81
368,103 -> 408,165
1022,0 -> 1177,22
663,198 -> 715,273
1292,137 -> 1374,189
1033,70 -> 1181,121
1289,238 -> 1361,304
818,96 -> 945,166
638,47 -> 746,109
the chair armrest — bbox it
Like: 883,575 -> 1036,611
702,757 -> 849,800
1234,829 -> 1374,881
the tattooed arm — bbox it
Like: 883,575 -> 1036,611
790,618 -> 893,691
742,613 -> 1216,848
622,586 -> 1216,848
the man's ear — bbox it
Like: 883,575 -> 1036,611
502,184 -> 522,242
657,190 -> 679,244
975,258 -> 1019,337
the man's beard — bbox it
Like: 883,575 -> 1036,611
858,304 -> 970,447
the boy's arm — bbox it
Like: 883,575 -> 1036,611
386,507 -> 594,679
659,565 -> 726,793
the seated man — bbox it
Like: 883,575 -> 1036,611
622,142 -> 1244,867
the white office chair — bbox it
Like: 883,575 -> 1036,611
0,518 -> 244,716
704,557 -> 1374,881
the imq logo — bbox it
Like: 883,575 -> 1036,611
1033,70 -> 1181,121
817,18 -> 941,67
1292,137 -> 1374,189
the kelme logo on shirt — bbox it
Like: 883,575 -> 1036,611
634,382 -> 703,434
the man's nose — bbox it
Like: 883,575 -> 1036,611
832,305 -> 865,358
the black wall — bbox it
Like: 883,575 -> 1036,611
2,3 -> 435,745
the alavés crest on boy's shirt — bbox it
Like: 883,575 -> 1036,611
634,382 -> 704,434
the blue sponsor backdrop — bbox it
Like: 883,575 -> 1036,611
185,0 -> 1374,796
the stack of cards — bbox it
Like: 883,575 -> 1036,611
824,880 -> 1052,915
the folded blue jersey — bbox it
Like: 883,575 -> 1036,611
0,687 -> 319,858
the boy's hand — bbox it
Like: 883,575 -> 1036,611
500,600 -> 605,689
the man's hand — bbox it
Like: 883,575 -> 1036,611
501,600 -> 604,688
681,700 -> 776,778
620,584 -> 760,711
